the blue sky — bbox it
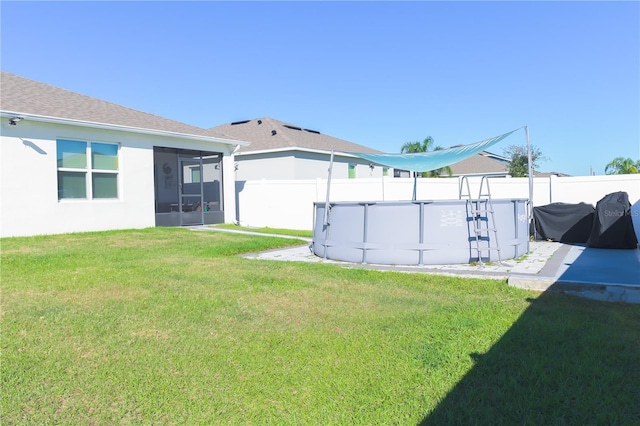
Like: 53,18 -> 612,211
1,1 -> 638,176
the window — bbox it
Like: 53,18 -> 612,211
383,167 -> 389,177
348,163 -> 356,179
190,166 -> 201,183
57,139 -> 119,199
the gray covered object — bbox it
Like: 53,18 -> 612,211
587,191 -> 638,249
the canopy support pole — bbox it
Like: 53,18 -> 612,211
525,126 -> 535,237
323,149 -> 334,226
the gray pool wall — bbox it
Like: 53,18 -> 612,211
312,199 -> 529,265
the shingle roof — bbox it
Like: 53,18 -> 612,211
207,117 -> 381,155
535,171 -> 571,177
449,152 -> 510,175
0,71 -> 232,140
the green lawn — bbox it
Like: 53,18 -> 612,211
2,228 -> 639,425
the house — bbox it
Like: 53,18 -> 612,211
393,151 -> 511,178
450,150 -> 571,178
0,72 -> 248,238
535,171 -> 571,178
449,152 -> 572,178
392,151 -> 571,178
208,117 -> 389,180
449,151 -> 511,177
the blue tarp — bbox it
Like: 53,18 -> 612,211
349,129 -> 520,172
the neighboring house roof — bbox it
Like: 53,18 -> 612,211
479,150 -> 510,164
0,71 -> 241,143
535,171 -> 572,177
208,117 -> 381,155
449,151 -> 510,176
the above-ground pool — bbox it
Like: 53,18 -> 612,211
312,199 -> 529,265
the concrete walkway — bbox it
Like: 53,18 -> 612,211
191,226 -> 640,304
509,244 -> 640,304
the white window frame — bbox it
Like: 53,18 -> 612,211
57,139 -> 120,200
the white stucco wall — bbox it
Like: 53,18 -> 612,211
235,150 -> 390,180
236,154 -> 295,180
0,119 -> 238,237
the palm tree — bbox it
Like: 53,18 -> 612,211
401,137 -> 434,154
425,146 -> 452,177
400,137 -> 452,177
605,157 -> 640,175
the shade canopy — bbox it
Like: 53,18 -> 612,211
349,128 -> 519,172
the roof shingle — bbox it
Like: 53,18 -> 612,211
0,71 -> 232,139
208,117 -> 381,155
449,152 -> 510,175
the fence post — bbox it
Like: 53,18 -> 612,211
549,175 -> 557,204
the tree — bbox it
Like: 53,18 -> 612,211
400,137 -> 452,178
502,144 -> 546,177
604,157 -> 640,175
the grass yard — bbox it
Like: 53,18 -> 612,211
2,228 -> 639,425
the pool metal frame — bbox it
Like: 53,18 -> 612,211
312,198 -> 529,266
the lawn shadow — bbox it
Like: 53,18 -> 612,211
418,292 -> 640,425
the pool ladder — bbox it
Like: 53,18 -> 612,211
459,176 -> 502,266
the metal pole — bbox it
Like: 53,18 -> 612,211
412,173 -> 417,201
199,155 -> 204,224
525,126 -> 534,231
323,149 -> 334,226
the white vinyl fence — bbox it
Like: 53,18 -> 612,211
235,174 -> 640,231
